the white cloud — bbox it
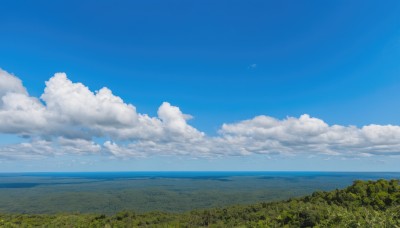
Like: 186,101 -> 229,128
42,73 -> 139,128
0,69 -> 27,98
0,69 -> 47,135
103,138 -> 213,158
219,114 -> 400,156
1,68 -> 400,160
157,102 -> 204,141
57,137 -> 102,154
0,137 -> 102,160
0,140 -> 52,160
38,73 -> 203,141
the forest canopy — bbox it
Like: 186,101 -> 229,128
0,179 -> 399,227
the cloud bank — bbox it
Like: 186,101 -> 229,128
1,68 -> 400,159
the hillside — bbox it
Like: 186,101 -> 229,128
0,179 -> 399,227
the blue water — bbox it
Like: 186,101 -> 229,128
0,172 -> 398,214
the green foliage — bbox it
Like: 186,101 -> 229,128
0,179 -> 399,227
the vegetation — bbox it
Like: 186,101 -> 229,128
2,173 -> 361,214
0,179 -> 399,227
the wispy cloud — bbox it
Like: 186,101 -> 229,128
1,68 -> 400,160
248,63 -> 257,69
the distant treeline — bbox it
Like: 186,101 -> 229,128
1,179 -> 399,227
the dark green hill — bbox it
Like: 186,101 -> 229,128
1,179 -> 399,227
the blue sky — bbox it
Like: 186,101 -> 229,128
0,1 -> 400,171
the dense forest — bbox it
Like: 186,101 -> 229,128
0,179 -> 399,227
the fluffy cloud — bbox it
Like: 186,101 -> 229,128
0,69 -> 27,98
0,70 -> 47,135
1,68 -> 400,159
220,115 -> 400,156
0,70 -> 203,141
41,73 -> 162,140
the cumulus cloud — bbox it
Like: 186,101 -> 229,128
41,72 -> 161,140
0,70 -> 47,135
157,102 -> 204,141
1,68 -> 400,160
220,115 -> 400,156
0,69 -> 27,98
